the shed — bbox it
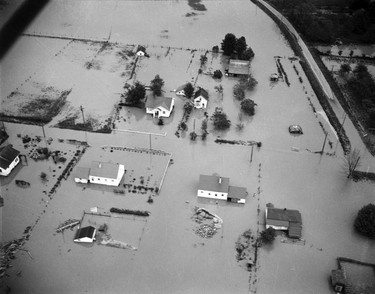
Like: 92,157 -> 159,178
0,145 -> 20,176
74,226 -> 96,243
331,269 -> 346,293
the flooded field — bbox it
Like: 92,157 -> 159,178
1,1 -> 374,294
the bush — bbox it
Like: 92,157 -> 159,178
259,227 -> 276,245
190,131 -> 197,141
354,204 -> 375,239
213,70 -> 223,79
158,118 -> 164,125
211,108 -> 231,130
233,83 -> 245,100
240,99 -> 257,116
212,45 -> 219,53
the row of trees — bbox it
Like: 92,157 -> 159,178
340,63 -> 375,128
221,33 -> 255,60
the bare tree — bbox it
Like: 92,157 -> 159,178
344,148 -> 361,178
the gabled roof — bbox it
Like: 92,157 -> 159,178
288,222 -> 302,238
198,174 -> 229,193
228,185 -> 247,199
194,88 -> 208,100
74,226 -> 96,240
0,145 -> 20,169
145,95 -> 174,111
90,161 -> 120,179
74,166 -> 90,179
176,83 -> 188,92
228,59 -> 250,75
267,207 -> 302,224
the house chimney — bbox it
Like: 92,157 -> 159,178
99,163 -> 102,168
219,177 -> 222,184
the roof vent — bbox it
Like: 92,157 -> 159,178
219,177 -> 222,184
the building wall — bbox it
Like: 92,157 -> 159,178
0,156 -> 19,176
89,164 -> 124,186
197,189 -> 228,200
74,177 -> 88,184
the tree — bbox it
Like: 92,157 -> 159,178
233,83 -> 245,100
339,63 -> 351,76
126,81 -> 146,105
201,119 -> 208,140
344,148 -> 361,178
214,84 -> 223,98
184,83 -> 195,99
239,75 -> 258,90
354,204 -> 375,239
212,45 -> 219,53
236,36 -> 247,58
189,131 -> 197,141
241,99 -> 257,116
150,74 -> 164,96
221,33 -> 237,56
241,47 -> 255,61
368,109 -> 375,128
213,70 -> 223,79
211,108 -> 231,130
259,227 -> 276,245
200,55 -> 208,66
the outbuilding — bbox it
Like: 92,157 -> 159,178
74,226 -> 96,243
0,145 -> 20,176
265,207 -> 302,239
226,59 -> 250,77
74,166 -> 90,184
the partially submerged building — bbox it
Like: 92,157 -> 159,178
265,207 -> 302,239
197,174 -> 247,204
74,226 -> 96,243
193,88 -> 208,109
225,59 -> 250,77
0,145 -> 20,176
74,161 -> 125,186
145,95 -> 175,118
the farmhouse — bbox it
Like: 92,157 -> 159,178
74,226 -> 96,243
265,207 -> 302,239
136,45 -> 146,57
225,59 -> 250,77
197,174 -> 247,204
175,84 -> 188,96
193,88 -> 208,109
145,95 -> 175,118
74,161 -> 125,186
0,145 -> 20,176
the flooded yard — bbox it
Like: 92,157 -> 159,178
1,1 -> 374,294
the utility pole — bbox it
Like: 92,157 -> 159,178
80,105 -> 87,143
348,156 -> 361,179
320,133 -> 328,154
250,145 -> 254,163
41,124 -> 47,147
334,114 -> 347,155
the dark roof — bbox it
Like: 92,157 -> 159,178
90,161 -> 120,179
288,222 -> 302,238
331,269 -> 346,285
145,95 -> 174,111
0,130 -> 9,144
267,208 -> 302,224
198,175 -> 229,193
74,166 -> 90,179
0,145 -> 20,169
228,185 -> 247,199
228,59 -> 250,75
74,226 -> 96,240
194,88 -> 208,100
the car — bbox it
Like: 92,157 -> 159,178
289,125 -> 303,134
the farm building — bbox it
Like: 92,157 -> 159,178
145,95 -> 175,118
225,59 -> 250,77
136,45 -> 146,57
330,269 -> 346,293
197,174 -> 247,204
265,207 -> 302,239
175,84 -> 188,97
193,88 -> 208,109
74,161 -> 125,186
0,145 -> 20,176
74,226 -> 96,243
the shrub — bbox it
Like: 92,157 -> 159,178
240,99 -> 257,116
190,131 -> 197,141
259,227 -> 276,245
233,83 -> 245,100
236,122 -> 244,131
213,70 -> 223,79
158,118 -> 164,125
354,204 -> 375,239
40,172 -> 47,180
212,45 -> 219,53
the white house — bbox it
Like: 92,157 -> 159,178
0,145 -> 20,176
193,88 -> 208,109
145,95 -> 175,118
136,45 -> 146,57
89,161 -> 125,186
74,226 -> 96,243
175,84 -> 188,96
74,166 -> 90,184
197,174 -> 247,204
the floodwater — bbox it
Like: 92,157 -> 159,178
1,1 -> 375,294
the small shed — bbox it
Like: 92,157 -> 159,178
74,226 -> 96,243
331,269 -> 346,293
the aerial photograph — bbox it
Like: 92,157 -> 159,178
0,0 -> 375,293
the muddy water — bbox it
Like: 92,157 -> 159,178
1,1 -> 375,294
